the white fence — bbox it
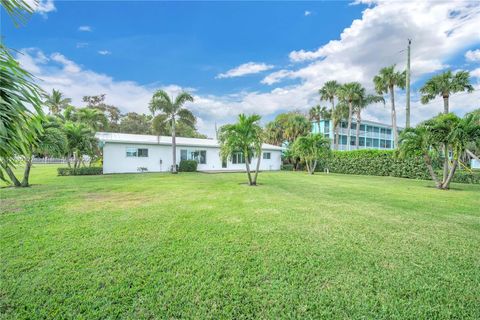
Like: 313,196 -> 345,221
32,157 -> 71,164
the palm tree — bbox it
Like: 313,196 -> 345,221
373,65 -> 406,148
336,82 -> 365,150
319,80 -> 340,112
292,133 -> 330,174
76,108 -> 108,131
0,44 -> 43,186
219,114 -> 264,185
309,105 -> 331,134
353,94 -> 384,148
420,70 -> 474,114
63,121 -> 96,169
331,102 -> 349,150
149,90 -> 194,174
44,89 -> 72,115
264,120 -> 283,146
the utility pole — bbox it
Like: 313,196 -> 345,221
406,39 -> 411,128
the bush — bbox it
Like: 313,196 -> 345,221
58,167 -> 103,176
281,164 -> 294,171
179,160 -> 197,172
315,150 -> 478,184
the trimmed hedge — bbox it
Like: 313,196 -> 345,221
315,150 -> 479,184
179,160 -> 197,172
58,167 -> 103,176
281,164 -> 294,171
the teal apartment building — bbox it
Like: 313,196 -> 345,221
312,119 -> 399,151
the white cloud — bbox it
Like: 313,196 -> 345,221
16,1 -> 480,137
465,49 -> 480,62
471,68 -> 480,78
76,42 -> 89,48
216,62 -> 274,79
78,25 -> 92,32
304,11 -> 312,16
24,0 -> 56,15
98,50 -> 111,56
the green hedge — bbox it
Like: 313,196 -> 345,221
281,164 -> 294,171
179,160 -> 197,172
315,150 -> 478,184
58,167 -> 103,176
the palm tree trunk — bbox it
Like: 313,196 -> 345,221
346,101 -> 353,151
311,160 -> 317,174
252,150 -> 262,185
244,153 -> 253,185
1,160 -> 22,187
443,96 -> 449,114
334,124 -> 339,150
171,117 -> 177,174
424,153 -> 441,188
390,86 -> 398,148
441,159 -> 458,189
442,145 -> 449,184
355,111 -> 361,149
21,156 -> 33,187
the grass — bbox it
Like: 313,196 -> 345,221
1,165 -> 479,319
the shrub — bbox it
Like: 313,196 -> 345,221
58,167 -> 103,176
315,149 -> 478,184
281,164 -> 294,171
179,160 -> 197,172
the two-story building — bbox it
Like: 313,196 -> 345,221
312,119 -> 400,151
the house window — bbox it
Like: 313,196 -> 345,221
232,152 -> 245,164
373,139 -> 379,148
180,149 -> 207,164
263,152 -> 271,160
138,148 -> 148,157
126,147 -> 149,157
373,127 -> 380,133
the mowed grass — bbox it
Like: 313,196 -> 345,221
1,166 -> 479,319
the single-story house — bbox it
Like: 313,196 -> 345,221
96,132 -> 283,174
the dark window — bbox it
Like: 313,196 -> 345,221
373,139 -> 379,147
360,124 -> 366,131
180,149 -> 187,161
232,152 -> 245,164
367,126 -> 374,133
366,138 -> 372,147
126,147 -> 137,157
380,128 -> 386,134
263,152 -> 271,160
138,148 -> 148,157
341,135 -> 347,145
373,127 -> 380,133
386,129 -> 392,135
386,140 -> 392,149
350,136 -> 356,146
351,123 -> 356,130
380,139 -> 387,148
359,137 -> 365,147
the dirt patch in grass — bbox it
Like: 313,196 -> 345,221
71,192 -> 154,212
0,198 -> 22,214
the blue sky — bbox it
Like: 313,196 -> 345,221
2,0 -> 480,137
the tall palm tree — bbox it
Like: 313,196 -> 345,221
420,70 -> 474,114
264,120 -> 283,146
373,65 -> 406,148
309,105 -> 329,134
44,89 -> 72,115
336,82 -> 365,150
319,80 -> 340,112
284,114 -> 311,144
219,114 -> 264,185
331,102 -> 349,150
76,108 -> 108,131
149,90 -> 194,174
63,121 -> 95,169
353,94 -> 384,148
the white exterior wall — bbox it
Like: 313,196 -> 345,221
102,142 -> 282,174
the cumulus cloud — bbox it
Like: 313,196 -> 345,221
78,25 -> 92,32
304,11 -> 312,16
216,62 -> 274,79
465,49 -> 480,62
24,0 -> 56,15
15,1 -> 480,137
98,50 -> 111,55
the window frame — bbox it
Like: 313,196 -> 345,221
263,152 -> 271,160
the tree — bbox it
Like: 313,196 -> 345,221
76,107 -> 108,131
283,113 -> 311,143
63,121 -> 97,169
264,120 -> 284,146
420,70 -> 474,114
337,82 -> 365,150
117,112 -> 152,134
373,65 -> 406,148
309,105 -> 330,134
292,133 -> 330,174
152,113 -> 205,138
44,89 -> 72,114
399,113 -> 480,190
331,102 -> 349,150
149,90 -> 194,173
0,44 -> 44,186
219,114 -> 264,185
353,94 -> 384,148
319,80 -> 340,112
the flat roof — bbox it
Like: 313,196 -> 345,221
96,132 -> 284,151
318,119 -> 404,129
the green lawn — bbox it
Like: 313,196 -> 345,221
1,166 -> 479,319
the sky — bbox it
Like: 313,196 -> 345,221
2,0 -> 480,137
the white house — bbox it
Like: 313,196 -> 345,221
96,132 -> 283,174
